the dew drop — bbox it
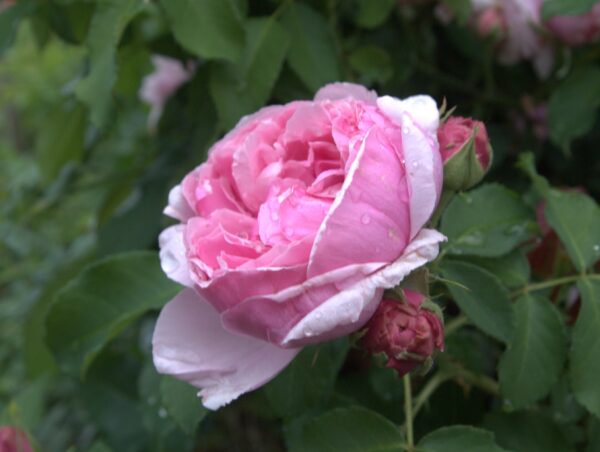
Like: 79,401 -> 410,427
412,161 -> 419,168
459,231 -> 484,246
402,127 -> 410,135
315,312 -> 323,320
361,214 -> 371,225
304,328 -> 314,337
284,227 -> 294,238
594,244 -> 600,253
158,408 -> 168,418
270,211 -> 280,221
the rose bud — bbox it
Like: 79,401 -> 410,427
361,289 -> 444,376
153,82 -> 446,409
437,116 -> 493,191
0,426 -> 32,452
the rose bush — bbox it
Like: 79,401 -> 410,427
152,82 -> 446,409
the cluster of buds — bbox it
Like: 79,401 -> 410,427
361,289 -> 444,376
437,115 -> 493,192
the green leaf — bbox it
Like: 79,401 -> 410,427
419,425 -> 507,452
45,252 -> 179,377
349,45 -> 393,85
354,0 -> 396,29
0,1 -> 33,56
75,0 -> 143,127
441,260 -> 515,343
88,441 -> 113,452
465,249 -> 531,289
498,295 -> 567,409
548,67 -> 600,149
441,0 -> 472,23
287,406 -> 404,452
36,103 -> 86,184
544,190 -> 600,273
441,184 -> 536,258
571,276 -> 600,418
265,339 -> 348,418
280,3 -> 342,92
160,0 -> 245,62
484,411 -> 574,452
542,0 -> 597,18
160,376 -> 208,435
210,17 -> 289,129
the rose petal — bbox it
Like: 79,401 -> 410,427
307,126 -> 411,277
163,184 -> 195,221
159,225 -> 194,287
282,228 -> 446,347
315,82 -> 378,103
377,95 -> 442,238
152,289 -> 300,410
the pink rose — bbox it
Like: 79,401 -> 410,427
0,427 -> 32,452
361,290 -> 444,376
153,82 -> 445,409
474,6 -> 508,38
546,4 -> 600,46
437,116 -> 492,190
139,55 -> 194,132
470,0 -> 553,77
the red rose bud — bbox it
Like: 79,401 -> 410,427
361,290 -> 444,376
437,116 -> 493,191
0,426 -> 32,452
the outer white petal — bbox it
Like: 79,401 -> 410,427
158,225 -> 194,287
163,184 -> 195,221
314,82 -> 378,103
153,289 -> 300,410
377,95 -> 443,238
282,228 -> 446,347
377,95 -> 439,134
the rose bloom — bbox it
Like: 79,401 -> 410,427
153,83 -> 445,409
361,290 -> 444,376
139,55 -> 194,131
0,426 -> 32,452
545,4 -> 600,46
470,0 -> 553,77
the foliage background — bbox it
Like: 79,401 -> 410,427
1,0 -> 600,450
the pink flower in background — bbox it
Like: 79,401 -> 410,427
0,427 -> 32,452
153,82 -> 445,409
546,4 -> 600,46
470,0 -> 553,77
139,55 -> 194,132
361,290 -> 444,376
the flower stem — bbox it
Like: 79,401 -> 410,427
511,274 -> 600,298
412,372 -> 450,420
403,375 -> 414,451
444,314 -> 469,337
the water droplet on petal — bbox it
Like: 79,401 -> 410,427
270,211 -> 279,221
402,127 -> 410,135
412,161 -> 419,168
361,214 -> 371,225
304,328 -> 314,337
284,227 -> 294,238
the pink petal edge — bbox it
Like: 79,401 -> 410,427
152,289 -> 300,410
282,228 -> 446,347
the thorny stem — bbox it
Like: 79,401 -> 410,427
403,375 -> 414,451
